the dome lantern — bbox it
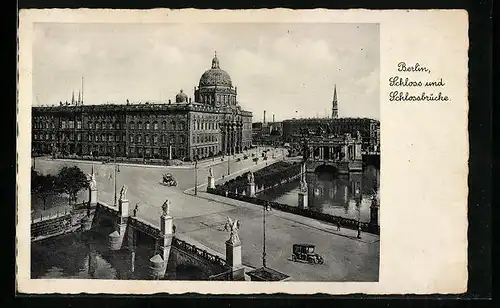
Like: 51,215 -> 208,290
175,89 -> 188,103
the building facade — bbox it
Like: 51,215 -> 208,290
282,117 -> 380,151
32,54 -> 253,161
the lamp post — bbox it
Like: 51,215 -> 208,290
356,189 -> 362,239
262,201 -> 267,268
113,145 -> 118,207
194,156 -> 198,196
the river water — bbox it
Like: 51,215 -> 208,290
258,166 -> 380,223
31,231 -> 207,280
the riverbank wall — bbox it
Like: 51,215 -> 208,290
206,187 -> 380,235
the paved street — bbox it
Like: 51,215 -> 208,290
33,147 -> 379,281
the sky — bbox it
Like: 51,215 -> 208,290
32,23 -> 379,121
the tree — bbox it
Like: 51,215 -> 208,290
56,166 -> 88,206
34,174 -> 57,210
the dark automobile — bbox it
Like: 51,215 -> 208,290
291,244 -> 324,264
162,173 -> 177,186
243,155 -> 248,159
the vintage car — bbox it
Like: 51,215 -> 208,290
243,155 -> 248,160
162,173 -> 177,186
291,244 -> 324,264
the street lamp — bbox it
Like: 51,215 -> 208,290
262,201 -> 267,268
194,155 -> 199,196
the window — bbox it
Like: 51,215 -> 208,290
88,122 -> 93,129
153,135 -> 158,144
180,135 -> 185,144
52,122 -> 55,129
162,121 -> 167,130
197,135 -> 200,143
162,135 -> 166,144
130,135 -> 134,143
77,133 -> 81,141
137,135 -> 142,143
102,135 -> 106,142
153,122 -> 158,130
77,121 -> 82,129
62,121 -> 67,129
52,134 -> 56,140
108,134 -> 112,142
146,122 -> 150,130
115,135 -> 119,141
172,122 -> 176,131
130,122 -> 135,130
145,134 -> 150,144
96,122 -> 100,129
138,122 -> 143,130
197,122 -> 200,130
89,134 -> 92,142
109,122 -> 114,129
69,133 -> 74,141
69,121 -> 75,129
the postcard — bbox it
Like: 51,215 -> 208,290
17,9 -> 468,294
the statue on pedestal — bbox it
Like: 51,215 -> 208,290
87,173 -> 97,190
225,216 -> 240,243
208,167 -> 213,177
162,199 -> 170,216
247,171 -> 255,185
300,180 -> 308,193
119,185 -> 127,201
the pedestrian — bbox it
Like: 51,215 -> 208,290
133,204 -> 139,217
223,222 -> 228,232
173,224 -> 176,234
336,220 -> 341,231
357,223 -> 361,239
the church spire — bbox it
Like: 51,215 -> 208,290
71,90 -> 75,104
78,91 -> 81,105
332,84 -> 338,118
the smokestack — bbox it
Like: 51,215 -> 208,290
273,114 -> 275,123
263,110 -> 266,124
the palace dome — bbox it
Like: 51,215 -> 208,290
175,89 -> 188,103
199,53 -> 232,88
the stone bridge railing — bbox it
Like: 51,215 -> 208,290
96,201 -> 118,215
128,217 -> 162,239
172,237 -> 230,270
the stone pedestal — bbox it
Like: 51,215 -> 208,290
149,254 -> 166,280
88,188 -> 97,207
81,215 -> 92,231
108,231 -> 121,251
248,183 -> 256,197
207,176 -> 215,189
298,191 -> 308,210
119,198 -> 129,218
226,239 -> 245,281
159,215 -> 173,265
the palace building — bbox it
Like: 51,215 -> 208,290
32,53 -> 253,161
281,87 -> 380,151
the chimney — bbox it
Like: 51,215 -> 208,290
263,110 -> 266,124
273,114 -> 275,123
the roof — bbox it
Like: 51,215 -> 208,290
293,243 -> 316,248
246,267 -> 289,281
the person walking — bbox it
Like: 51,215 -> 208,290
336,220 -> 341,231
133,203 -> 139,217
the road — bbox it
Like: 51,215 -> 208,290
33,147 -> 379,282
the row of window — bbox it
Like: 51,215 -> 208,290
193,134 -> 218,144
193,120 -> 218,131
128,121 -> 185,131
129,134 -> 185,145
34,133 -> 186,144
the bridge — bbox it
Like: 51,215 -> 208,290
302,133 -> 380,174
85,194 -> 243,281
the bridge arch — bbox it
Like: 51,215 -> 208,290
314,164 -> 339,179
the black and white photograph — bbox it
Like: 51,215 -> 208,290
28,21 -> 381,282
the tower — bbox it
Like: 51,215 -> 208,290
332,85 -> 338,119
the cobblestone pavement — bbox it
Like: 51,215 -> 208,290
33,148 -> 379,281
